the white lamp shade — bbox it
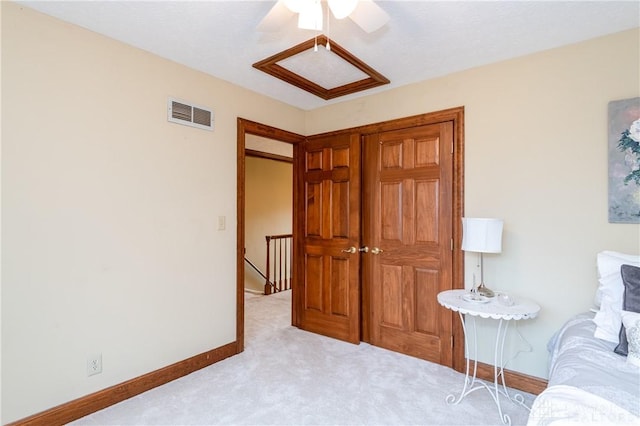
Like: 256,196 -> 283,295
461,218 -> 503,253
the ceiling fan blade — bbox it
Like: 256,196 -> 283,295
257,0 -> 296,32
348,0 -> 390,33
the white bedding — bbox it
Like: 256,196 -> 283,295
528,385 -> 639,425
527,313 -> 640,425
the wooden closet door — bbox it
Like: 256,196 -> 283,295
364,122 -> 454,366
297,133 -> 361,343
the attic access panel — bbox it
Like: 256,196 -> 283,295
253,35 -> 389,100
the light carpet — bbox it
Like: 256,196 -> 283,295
71,291 -> 535,425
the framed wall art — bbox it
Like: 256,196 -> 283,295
608,97 -> 640,224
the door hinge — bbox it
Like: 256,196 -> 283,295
451,141 -> 454,154
450,335 -> 454,348
450,239 -> 453,251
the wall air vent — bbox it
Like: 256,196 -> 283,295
167,97 -> 214,131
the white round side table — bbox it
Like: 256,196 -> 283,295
437,289 -> 540,426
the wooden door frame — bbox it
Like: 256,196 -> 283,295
236,118 -> 305,353
300,107 -> 465,372
237,107 -> 464,370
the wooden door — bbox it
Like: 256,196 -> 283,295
297,133 -> 361,343
364,122 -> 454,366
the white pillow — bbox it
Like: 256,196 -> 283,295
592,251 -> 640,343
621,310 -> 640,368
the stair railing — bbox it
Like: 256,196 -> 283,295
244,256 -> 272,288
265,234 -> 292,295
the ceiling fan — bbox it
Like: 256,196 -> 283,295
258,0 -> 390,34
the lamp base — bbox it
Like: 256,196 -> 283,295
476,283 -> 495,298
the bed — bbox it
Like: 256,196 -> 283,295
527,313 -> 640,425
528,251 -> 640,425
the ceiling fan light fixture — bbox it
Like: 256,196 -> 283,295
260,0 -> 389,34
298,0 -> 323,31
328,0 -> 358,19
283,0 -> 309,14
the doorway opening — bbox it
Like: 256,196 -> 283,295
244,144 -> 293,295
236,119 -> 305,352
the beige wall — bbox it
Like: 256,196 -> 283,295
244,156 -> 293,293
306,28 -> 640,378
0,3 -> 304,423
2,1 -> 640,422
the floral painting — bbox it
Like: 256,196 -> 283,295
609,97 -> 640,223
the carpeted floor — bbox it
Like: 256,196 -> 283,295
71,291 -> 535,425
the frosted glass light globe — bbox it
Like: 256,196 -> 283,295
328,0 -> 358,19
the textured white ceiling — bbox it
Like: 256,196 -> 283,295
18,1 -> 640,111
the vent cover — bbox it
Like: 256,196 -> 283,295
168,98 -> 214,131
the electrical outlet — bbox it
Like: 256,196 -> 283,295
87,353 -> 102,376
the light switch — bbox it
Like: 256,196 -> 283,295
218,215 -> 226,231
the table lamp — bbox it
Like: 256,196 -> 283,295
461,218 -> 503,298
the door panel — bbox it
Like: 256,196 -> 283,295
415,268 -> 439,334
298,133 -> 361,344
304,253 -> 323,311
365,122 -> 454,366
